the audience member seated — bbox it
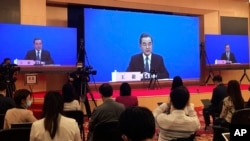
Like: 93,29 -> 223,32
30,91 -> 81,141
213,80 -> 245,141
203,75 -> 227,130
0,82 -> 15,114
4,89 -> 37,129
115,82 -> 138,108
119,106 -> 155,141
87,83 -> 125,141
171,76 -> 183,91
159,76 -> 192,115
153,86 -> 200,141
62,83 -> 81,111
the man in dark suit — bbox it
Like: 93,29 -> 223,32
0,81 -> 15,114
220,44 -> 237,63
202,75 -> 227,130
126,33 -> 169,79
25,38 -> 54,65
87,83 -> 125,140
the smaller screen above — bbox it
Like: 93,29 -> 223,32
205,34 -> 249,64
0,23 -> 77,65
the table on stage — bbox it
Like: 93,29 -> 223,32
205,63 -> 250,84
17,65 -> 77,92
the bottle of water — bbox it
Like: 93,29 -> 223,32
14,58 -> 18,64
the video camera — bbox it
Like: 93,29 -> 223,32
77,66 -> 97,76
0,64 -> 20,82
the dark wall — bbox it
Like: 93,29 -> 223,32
0,0 -> 20,24
67,5 -> 84,64
221,16 -> 248,35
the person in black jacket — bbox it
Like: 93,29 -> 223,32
0,81 -> 15,114
202,75 -> 227,130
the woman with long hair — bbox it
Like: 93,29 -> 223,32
213,80 -> 245,141
219,80 -> 245,123
30,91 -> 81,141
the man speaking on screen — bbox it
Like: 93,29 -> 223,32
25,38 -> 54,65
220,44 -> 237,64
126,33 -> 169,79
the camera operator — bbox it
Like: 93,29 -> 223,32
0,58 -> 20,98
68,67 -> 92,118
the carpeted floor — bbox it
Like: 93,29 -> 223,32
31,84 -> 249,100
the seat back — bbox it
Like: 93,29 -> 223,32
11,123 -> 32,129
0,128 -> 31,141
231,108 -> 250,125
171,134 -> 196,141
93,121 -> 123,141
64,110 -> 84,138
0,114 -> 5,129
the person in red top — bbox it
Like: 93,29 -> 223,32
115,82 -> 138,108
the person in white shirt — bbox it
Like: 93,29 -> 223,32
62,83 -> 81,111
153,86 -> 200,141
30,91 -> 81,141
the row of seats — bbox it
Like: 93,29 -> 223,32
0,110 -> 84,141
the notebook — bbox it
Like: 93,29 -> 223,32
201,99 -> 211,107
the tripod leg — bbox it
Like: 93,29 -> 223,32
246,73 -> 250,82
88,91 -> 97,107
148,78 -> 153,89
156,79 -> 161,89
86,84 -> 97,107
83,95 -> 92,118
152,78 -> 156,89
205,72 -> 213,85
240,69 -> 250,83
240,72 -> 246,83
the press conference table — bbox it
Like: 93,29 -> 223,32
15,65 -> 78,92
19,65 -> 77,73
205,63 -> 250,84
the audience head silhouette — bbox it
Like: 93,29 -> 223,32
62,83 -> 75,102
99,83 -> 113,98
42,91 -> 64,139
171,76 -> 183,90
119,106 -> 155,141
0,81 -> 6,92
227,80 -> 244,110
120,82 -> 132,96
170,86 -> 190,109
14,89 -> 32,108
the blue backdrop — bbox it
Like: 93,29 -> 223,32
84,8 -> 200,82
205,35 -> 249,64
0,23 -> 77,65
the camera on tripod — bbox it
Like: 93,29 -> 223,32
77,66 -> 97,76
0,64 -> 21,82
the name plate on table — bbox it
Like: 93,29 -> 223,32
112,71 -> 141,82
215,59 -> 231,64
14,59 -> 35,66
14,59 -> 46,66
